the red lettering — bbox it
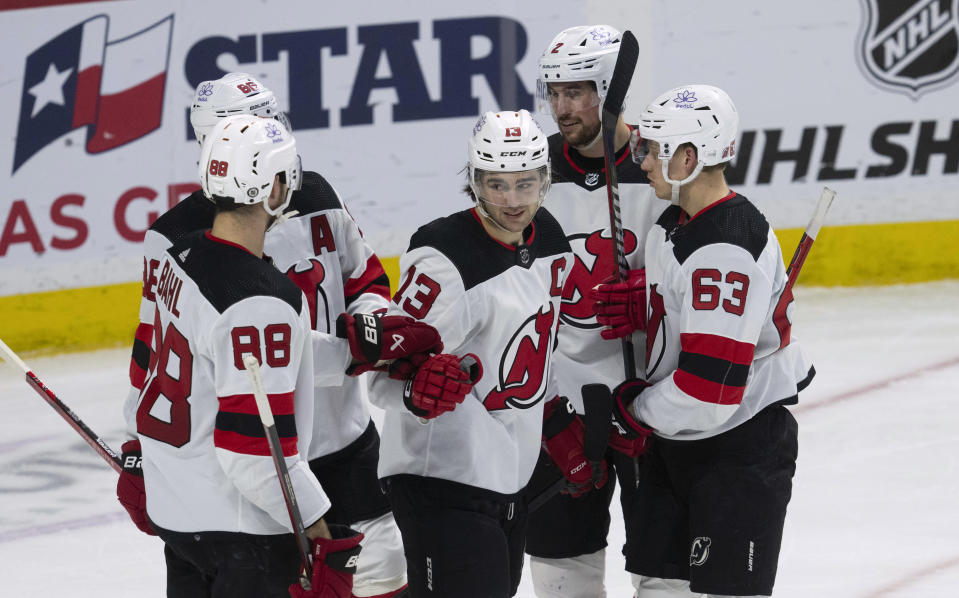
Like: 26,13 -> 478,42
168,277 -> 182,317
143,258 -> 160,301
691,269 -> 721,310
550,257 -> 566,297
0,200 -> 44,256
311,214 -> 336,254
156,261 -> 171,302
114,186 -> 159,242
50,194 -> 88,250
401,273 -> 441,319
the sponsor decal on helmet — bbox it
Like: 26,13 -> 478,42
673,89 -> 698,108
196,82 -> 214,101
473,114 -> 487,135
265,122 -> 283,143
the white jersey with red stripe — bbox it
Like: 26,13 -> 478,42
545,132 -> 665,412
264,171 -> 390,459
124,171 -> 390,459
370,208 -> 573,495
636,192 -> 814,441
137,232 -> 329,534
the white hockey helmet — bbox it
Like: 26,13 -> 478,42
467,109 -> 550,215
190,72 -> 290,144
536,25 -> 622,115
198,114 -> 302,216
633,84 -> 739,203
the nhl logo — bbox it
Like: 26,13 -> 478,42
858,0 -> 959,98
517,245 -> 531,267
584,172 -> 600,187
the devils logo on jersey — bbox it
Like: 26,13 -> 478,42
285,258 -> 329,332
645,284 -> 668,378
561,229 -> 638,328
483,304 -> 558,411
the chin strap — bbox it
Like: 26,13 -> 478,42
474,198 -> 542,235
267,209 -> 300,232
662,160 -> 704,206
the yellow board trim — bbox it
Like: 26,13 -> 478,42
2,220 -> 957,355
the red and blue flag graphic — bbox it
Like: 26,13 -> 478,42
13,14 -> 173,173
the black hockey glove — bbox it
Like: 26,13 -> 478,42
610,379 -> 655,457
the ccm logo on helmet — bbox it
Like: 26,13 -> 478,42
500,151 -> 527,157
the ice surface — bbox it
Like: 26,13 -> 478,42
2,282 -> 958,596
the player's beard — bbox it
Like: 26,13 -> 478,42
562,118 -> 602,150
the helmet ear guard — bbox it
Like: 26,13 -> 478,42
199,114 -> 301,216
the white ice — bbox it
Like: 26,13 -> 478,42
2,281 -> 958,597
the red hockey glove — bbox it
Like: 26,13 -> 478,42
116,439 -> 156,536
289,525 -> 364,598
402,353 -> 481,419
592,268 -> 647,340
542,396 -> 608,498
610,379 -> 655,457
336,313 -> 443,375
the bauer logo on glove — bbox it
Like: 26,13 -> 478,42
336,312 -> 443,375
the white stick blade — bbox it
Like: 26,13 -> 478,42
0,337 -> 31,373
806,187 -> 836,240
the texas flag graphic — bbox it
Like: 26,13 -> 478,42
13,14 -> 174,173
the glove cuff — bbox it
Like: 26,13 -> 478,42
612,380 -> 653,437
336,313 -> 382,363
120,439 -> 142,453
402,379 -> 430,418
313,525 -> 364,573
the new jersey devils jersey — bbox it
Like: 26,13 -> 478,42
637,192 -> 815,440
370,208 -> 572,495
137,232 -> 329,534
125,171 -> 390,459
545,132 -> 665,412
265,172 -> 390,458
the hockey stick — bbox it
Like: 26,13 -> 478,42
601,29 -> 640,379
774,186 -> 836,347
0,337 -> 122,473
599,30 -> 642,486
528,384 -> 613,513
243,355 -> 314,589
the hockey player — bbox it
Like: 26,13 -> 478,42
601,85 -> 815,597
133,114 -> 364,597
369,110 -> 600,597
115,73 -> 424,597
525,24 -> 664,597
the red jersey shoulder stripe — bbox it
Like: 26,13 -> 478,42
345,254 -> 391,305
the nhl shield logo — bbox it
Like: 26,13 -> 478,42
858,0 -> 959,98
